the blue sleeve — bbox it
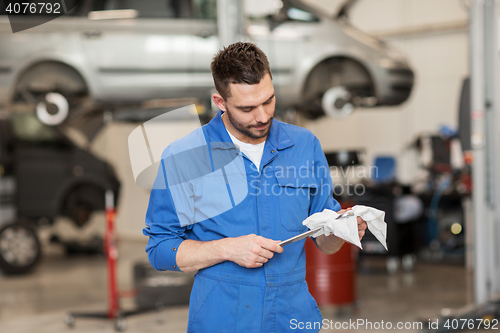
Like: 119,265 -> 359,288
309,137 -> 341,215
143,160 -> 187,272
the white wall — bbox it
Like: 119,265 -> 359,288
303,0 -> 469,183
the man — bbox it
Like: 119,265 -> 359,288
144,42 -> 367,332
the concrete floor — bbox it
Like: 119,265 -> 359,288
0,240 -> 473,333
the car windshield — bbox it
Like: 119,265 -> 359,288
284,6 -> 319,22
191,0 -> 216,20
248,0 -> 320,23
90,0 -> 216,19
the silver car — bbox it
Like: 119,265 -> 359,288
0,0 -> 413,124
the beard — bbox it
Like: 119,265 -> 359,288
225,108 -> 273,140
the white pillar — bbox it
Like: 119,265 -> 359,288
469,0 -> 500,304
217,0 -> 245,48
483,0 -> 500,297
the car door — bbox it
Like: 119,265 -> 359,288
78,0 -> 199,102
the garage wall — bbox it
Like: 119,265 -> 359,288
303,0 -> 469,183
91,0 -> 469,238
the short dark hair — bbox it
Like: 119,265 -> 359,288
211,42 -> 272,100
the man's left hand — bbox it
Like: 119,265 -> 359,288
357,216 -> 368,241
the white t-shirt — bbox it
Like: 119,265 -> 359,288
226,129 -> 265,172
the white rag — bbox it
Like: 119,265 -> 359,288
302,205 -> 388,250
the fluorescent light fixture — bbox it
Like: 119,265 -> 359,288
88,9 -> 139,21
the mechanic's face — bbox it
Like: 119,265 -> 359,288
213,73 -> 275,144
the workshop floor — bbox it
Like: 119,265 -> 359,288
0,240 -> 473,333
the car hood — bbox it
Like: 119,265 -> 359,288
335,0 -> 358,19
288,0 -> 387,49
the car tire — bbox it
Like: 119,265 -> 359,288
301,57 -> 374,118
0,222 -> 41,275
62,185 -> 105,228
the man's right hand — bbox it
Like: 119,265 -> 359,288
221,234 -> 284,268
176,235 -> 284,272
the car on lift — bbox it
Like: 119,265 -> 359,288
0,0 -> 413,124
0,112 -> 120,274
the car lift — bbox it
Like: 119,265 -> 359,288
64,190 -> 163,332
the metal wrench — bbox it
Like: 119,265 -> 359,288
278,210 -> 354,247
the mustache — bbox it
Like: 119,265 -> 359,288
251,118 -> 273,128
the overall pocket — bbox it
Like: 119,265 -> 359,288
274,169 -> 317,232
188,275 -> 238,333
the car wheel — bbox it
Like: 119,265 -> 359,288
62,185 -> 105,228
0,222 -> 41,275
36,92 -> 70,126
321,86 -> 354,118
301,57 -> 374,119
13,62 -> 89,126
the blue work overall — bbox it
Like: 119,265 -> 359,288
144,111 -> 340,332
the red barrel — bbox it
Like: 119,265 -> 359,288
305,238 -> 356,306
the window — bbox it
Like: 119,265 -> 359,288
272,1 -> 320,23
191,0 -> 216,20
286,7 -> 318,22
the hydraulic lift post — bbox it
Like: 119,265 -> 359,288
217,0 -> 245,47
422,1 -> 500,331
470,0 -> 500,304
482,0 -> 500,299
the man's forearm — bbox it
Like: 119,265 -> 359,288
176,234 -> 284,272
176,239 -> 229,272
315,234 -> 345,254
